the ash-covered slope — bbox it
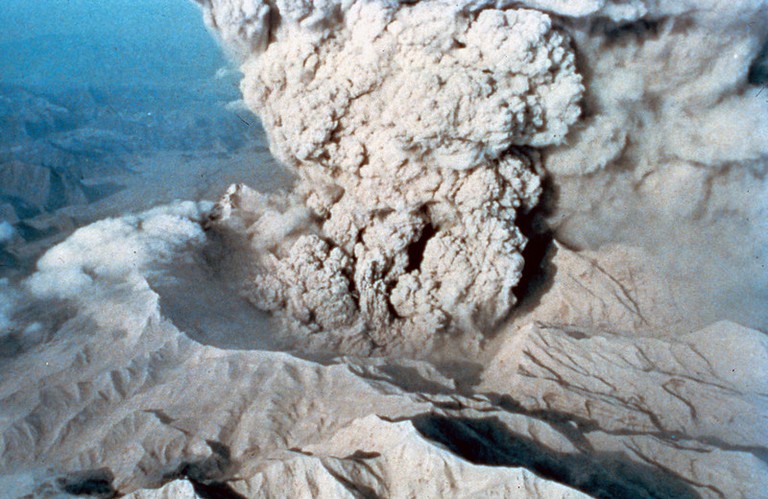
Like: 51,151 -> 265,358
0,204 -> 764,497
0,0 -> 767,497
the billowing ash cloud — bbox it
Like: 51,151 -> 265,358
198,0 -> 768,339
196,0 -> 584,349
535,0 -> 768,331
1,3 -> 767,496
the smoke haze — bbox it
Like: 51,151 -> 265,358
0,1 -> 766,497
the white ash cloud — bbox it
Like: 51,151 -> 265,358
530,0 -> 768,331
196,0 -> 768,341
197,0 -> 584,349
26,201 -> 211,303
0,202 -> 220,363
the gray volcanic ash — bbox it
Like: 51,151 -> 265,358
0,1 -> 766,497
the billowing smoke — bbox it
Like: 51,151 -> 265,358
0,3 -> 766,496
197,0 -> 584,351
539,0 -> 768,331
196,0 -> 768,350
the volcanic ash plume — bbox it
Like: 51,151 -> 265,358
197,0 -> 583,348
539,0 -> 768,331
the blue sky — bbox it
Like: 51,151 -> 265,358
0,0 -> 227,87
0,0 -> 205,44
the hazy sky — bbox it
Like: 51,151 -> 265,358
0,0 -> 205,44
0,0 -> 226,87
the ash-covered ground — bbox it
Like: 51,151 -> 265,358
0,1 -> 767,498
